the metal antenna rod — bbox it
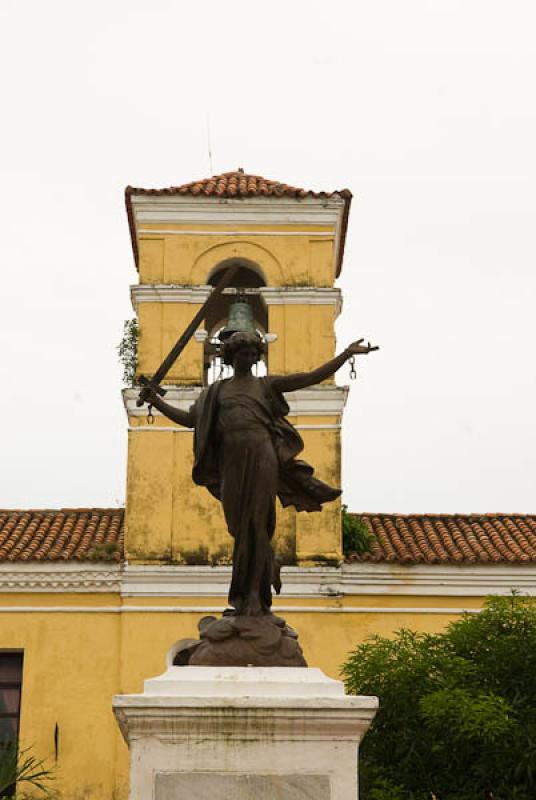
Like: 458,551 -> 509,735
206,113 -> 213,174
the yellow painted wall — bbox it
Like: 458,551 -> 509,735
1,592 -> 485,799
267,304 -> 336,376
137,225 -> 336,287
137,302 -> 204,385
126,422 -> 342,565
0,594 -> 123,800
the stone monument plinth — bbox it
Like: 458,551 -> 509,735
113,665 -> 377,800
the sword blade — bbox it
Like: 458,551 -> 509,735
137,264 -> 239,406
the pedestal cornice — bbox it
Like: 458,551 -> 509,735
113,666 -> 377,744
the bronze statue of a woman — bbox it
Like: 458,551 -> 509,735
144,333 -> 377,618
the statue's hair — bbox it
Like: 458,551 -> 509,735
222,331 -> 265,366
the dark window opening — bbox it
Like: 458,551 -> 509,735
0,652 -> 23,798
0,653 -> 23,747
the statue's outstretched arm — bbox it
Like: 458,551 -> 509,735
269,339 -> 379,393
140,389 -> 194,428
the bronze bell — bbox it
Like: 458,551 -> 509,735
219,295 -> 257,340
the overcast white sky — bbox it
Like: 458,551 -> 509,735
0,0 -> 534,513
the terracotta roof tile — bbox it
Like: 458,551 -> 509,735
125,170 -> 352,277
1,509 -> 534,566
126,170 -> 351,201
0,510 -> 124,563
346,513 -> 536,565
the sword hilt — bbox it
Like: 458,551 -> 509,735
136,376 -> 167,407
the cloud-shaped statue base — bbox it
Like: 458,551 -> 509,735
173,613 -> 308,668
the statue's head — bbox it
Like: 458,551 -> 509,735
222,331 -> 265,367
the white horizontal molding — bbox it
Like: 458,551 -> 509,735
120,563 -> 536,598
130,194 -> 345,228
341,563 -> 536,596
261,287 -> 341,310
0,605 -> 481,615
1,562 -> 534,598
0,563 -> 122,593
128,424 -> 341,432
124,386 -> 201,417
138,229 -> 334,237
132,285 -> 211,305
130,285 -> 342,315
285,387 -> 348,418
121,565 -> 345,598
123,385 -> 349,420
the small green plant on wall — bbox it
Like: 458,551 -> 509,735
342,506 -> 375,555
117,318 -> 139,386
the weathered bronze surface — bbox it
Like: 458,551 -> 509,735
173,614 -> 308,667
145,331 -> 377,664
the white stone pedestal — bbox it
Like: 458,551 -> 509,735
113,666 -> 378,800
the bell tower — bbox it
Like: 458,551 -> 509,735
123,171 -> 351,565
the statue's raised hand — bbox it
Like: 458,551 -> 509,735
346,339 -> 379,356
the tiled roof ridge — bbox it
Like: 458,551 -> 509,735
125,170 -> 352,200
346,512 -> 536,565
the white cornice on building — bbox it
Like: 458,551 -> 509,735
120,565 -> 345,598
0,563 -> 121,593
261,288 -> 342,313
0,605 -> 486,615
120,563 -> 536,599
130,285 -> 342,316
132,286 -> 212,306
340,563 -> 536,597
124,386 -> 202,415
123,385 -> 349,421
0,562 -> 534,600
284,386 -> 348,418
137,229 -> 334,237
129,194 -> 345,227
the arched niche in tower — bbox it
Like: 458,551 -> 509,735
189,240 -> 284,287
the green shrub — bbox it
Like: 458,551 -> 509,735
342,506 -> 375,554
342,594 -> 536,800
117,318 -> 139,386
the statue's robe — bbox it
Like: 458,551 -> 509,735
187,377 -> 340,512
183,377 -> 340,614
